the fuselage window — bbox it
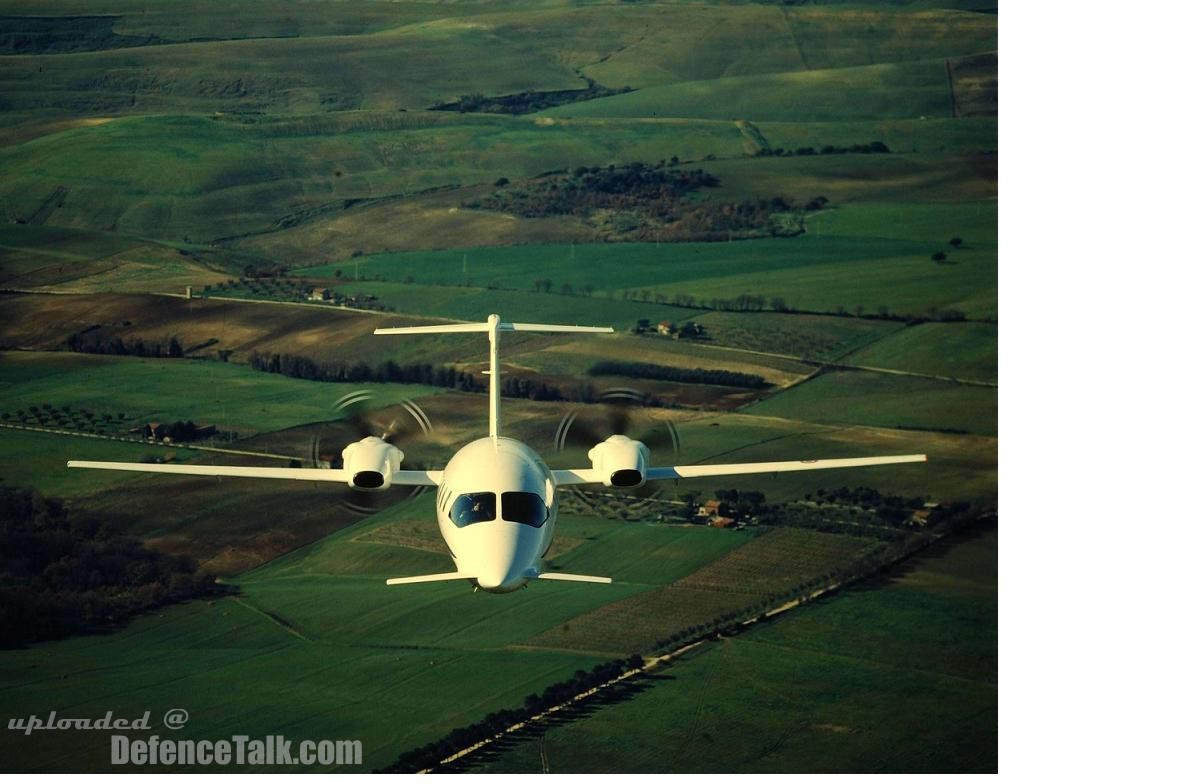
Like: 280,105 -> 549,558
501,492 -> 548,528
450,492 -> 496,527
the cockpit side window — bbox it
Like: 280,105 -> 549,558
501,491 -> 548,528
450,492 -> 496,527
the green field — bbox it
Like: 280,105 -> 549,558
0,498 -> 758,772
745,370 -> 996,436
299,229 -> 993,319
844,321 -> 997,382
474,525 -> 998,773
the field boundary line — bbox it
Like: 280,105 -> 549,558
827,361 -> 996,388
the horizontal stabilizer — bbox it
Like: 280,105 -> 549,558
536,572 -> 613,584
67,461 -> 347,482
386,572 -> 474,586
375,320 -> 612,336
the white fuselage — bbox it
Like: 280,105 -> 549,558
435,437 -> 557,593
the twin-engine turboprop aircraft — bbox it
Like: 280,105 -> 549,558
69,315 -> 926,593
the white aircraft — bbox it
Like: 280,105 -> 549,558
69,315 -> 925,593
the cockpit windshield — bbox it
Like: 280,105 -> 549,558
450,492 -> 496,527
448,491 -> 547,528
501,492 -> 548,528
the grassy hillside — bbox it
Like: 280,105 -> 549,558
0,4 -> 994,120
0,113 -> 754,243
549,58 -> 956,123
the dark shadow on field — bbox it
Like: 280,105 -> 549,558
441,675 -> 672,772
833,516 -> 997,598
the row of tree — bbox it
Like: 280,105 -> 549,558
589,360 -> 765,389
379,655 -> 644,772
0,487 -> 225,648
430,80 -> 632,115
475,161 -> 721,219
66,329 -> 184,358
754,141 -> 891,157
247,353 -> 595,403
248,353 -> 486,392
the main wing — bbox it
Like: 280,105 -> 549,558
552,454 -> 926,486
66,461 -> 443,485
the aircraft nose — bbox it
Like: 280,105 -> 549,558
469,522 -> 537,593
476,563 -> 526,592
476,565 -> 506,591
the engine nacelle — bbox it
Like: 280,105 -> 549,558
588,434 -> 650,488
341,436 -> 403,492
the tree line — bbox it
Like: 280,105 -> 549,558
755,141 -> 891,157
0,487 -> 224,647
66,327 -> 184,358
379,655 -> 644,773
249,352 -> 483,391
247,352 -> 591,402
430,79 -> 633,115
589,360 -> 765,389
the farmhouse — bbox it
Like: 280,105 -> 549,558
656,320 -> 675,335
309,287 -> 331,301
909,508 -> 932,526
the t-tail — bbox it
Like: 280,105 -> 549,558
374,314 -> 613,441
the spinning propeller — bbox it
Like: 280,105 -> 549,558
552,387 -> 681,509
310,390 -> 438,514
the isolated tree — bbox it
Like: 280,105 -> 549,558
494,177 -> 509,187
932,251 -> 947,262
949,236 -> 964,248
